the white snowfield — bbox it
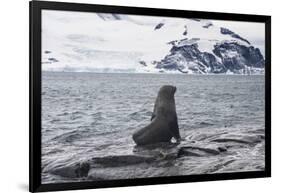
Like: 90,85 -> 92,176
42,10 -> 265,73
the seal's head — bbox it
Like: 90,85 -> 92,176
159,85 -> 177,99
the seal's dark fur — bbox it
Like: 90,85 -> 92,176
132,85 -> 181,145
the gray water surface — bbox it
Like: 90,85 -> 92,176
42,72 -> 265,184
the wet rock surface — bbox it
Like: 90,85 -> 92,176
44,128 -> 264,182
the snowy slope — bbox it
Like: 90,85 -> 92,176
42,10 -> 265,74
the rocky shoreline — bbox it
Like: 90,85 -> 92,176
43,127 -> 264,183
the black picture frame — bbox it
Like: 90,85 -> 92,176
29,1 -> 271,192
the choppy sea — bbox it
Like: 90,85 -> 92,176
41,72 -> 265,184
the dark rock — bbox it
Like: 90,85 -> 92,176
220,27 -> 250,44
202,23 -> 213,28
183,25 -> 188,36
48,58 -> 59,62
220,27 -> 235,35
154,23 -> 164,30
97,13 -> 122,21
132,142 -> 180,160
76,162 -> 90,178
44,50 -> 51,54
91,155 -> 156,167
213,42 -> 265,71
211,138 -> 251,144
50,162 -> 90,178
190,18 -> 201,22
155,35 -> 264,74
177,146 -> 220,157
139,60 -> 147,67
156,43 -> 226,74
167,40 -> 178,46
177,148 -> 202,157
218,146 -> 227,152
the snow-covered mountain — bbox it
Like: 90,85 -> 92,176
42,11 -> 265,74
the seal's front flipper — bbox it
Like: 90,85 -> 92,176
151,113 -> 156,121
168,116 -> 181,141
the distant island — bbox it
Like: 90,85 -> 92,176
42,12 -> 265,75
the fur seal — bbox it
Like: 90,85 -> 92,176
132,85 -> 181,145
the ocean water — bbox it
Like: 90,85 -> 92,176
41,72 -> 265,184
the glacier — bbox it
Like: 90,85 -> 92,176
42,10 -> 265,75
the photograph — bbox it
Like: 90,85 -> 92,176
41,10 -> 265,184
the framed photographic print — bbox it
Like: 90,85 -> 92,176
29,1 -> 271,192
